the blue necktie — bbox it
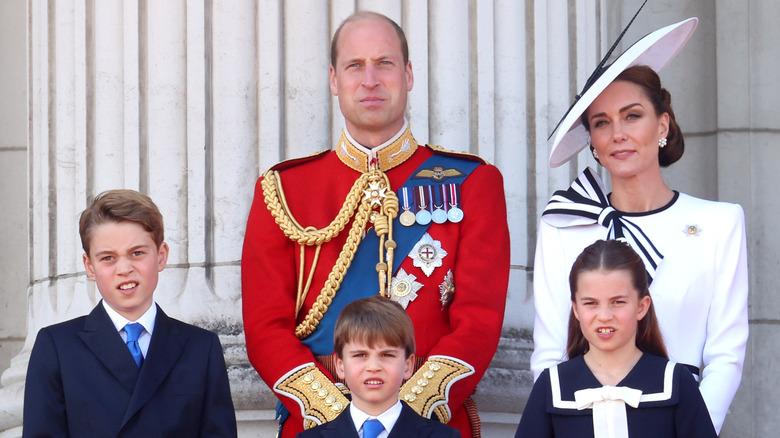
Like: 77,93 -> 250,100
124,323 -> 145,368
363,419 -> 383,438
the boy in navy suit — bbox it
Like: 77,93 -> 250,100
296,296 -> 459,438
23,189 -> 237,438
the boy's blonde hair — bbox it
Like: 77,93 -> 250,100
79,189 -> 164,255
334,295 -> 415,359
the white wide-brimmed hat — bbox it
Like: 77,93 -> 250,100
548,16 -> 698,168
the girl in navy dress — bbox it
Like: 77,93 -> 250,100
516,239 -> 716,438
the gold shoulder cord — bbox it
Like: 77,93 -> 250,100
261,167 -> 398,339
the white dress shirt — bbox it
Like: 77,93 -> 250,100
102,300 -> 157,358
349,399 -> 403,438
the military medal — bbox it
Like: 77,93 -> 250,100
399,187 -> 416,226
362,180 -> 388,207
415,186 -> 432,225
431,185 -> 447,224
439,269 -> 455,309
447,183 -> 464,223
389,268 -> 423,308
410,233 -> 448,276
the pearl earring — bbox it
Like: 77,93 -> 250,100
658,137 -> 668,148
592,149 -> 599,160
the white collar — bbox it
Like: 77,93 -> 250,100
349,399 -> 403,436
344,119 -> 408,155
102,300 -> 157,335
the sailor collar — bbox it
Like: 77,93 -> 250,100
335,121 -> 418,173
548,353 -> 680,414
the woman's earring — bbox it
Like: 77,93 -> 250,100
658,137 -> 668,148
592,149 -> 599,160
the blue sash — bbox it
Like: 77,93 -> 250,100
302,152 -> 480,355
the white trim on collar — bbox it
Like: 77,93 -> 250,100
549,360 -> 676,409
344,119 -> 409,155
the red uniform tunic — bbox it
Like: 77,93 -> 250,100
241,128 -> 510,438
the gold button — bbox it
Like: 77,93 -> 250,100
429,362 -> 441,371
687,225 -> 697,235
423,370 -> 435,379
404,393 -> 417,402
412,385 -> 424,394
324,396 -> 335,405
310,381 -> 322,391
417,378 -> 429,387
302,373 -> 314,383
317,388 -> 329,398
332,402 -> 344,412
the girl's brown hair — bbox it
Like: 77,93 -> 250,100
566,239 -> 668,359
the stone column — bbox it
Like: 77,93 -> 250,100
715,0 -> 780,436
0,1 -> 29,434
0,0 -> 273,435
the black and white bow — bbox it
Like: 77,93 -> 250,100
542,167 -> 663,283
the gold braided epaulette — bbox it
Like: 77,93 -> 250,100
399,356 -> 475,423
425,144 -> 488,165
274,363 -> 350,429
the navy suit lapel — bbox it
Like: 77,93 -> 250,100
120,305 -> 188,428
320,409 -> 360,438
387,402 -> 433,438
77,303 -> 140,395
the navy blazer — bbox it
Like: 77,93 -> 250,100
23,302 -> 237,438
296,401 -> 460,438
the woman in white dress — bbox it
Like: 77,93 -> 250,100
530,17 -> 748,434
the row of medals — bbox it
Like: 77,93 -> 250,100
398,185 -> 464,227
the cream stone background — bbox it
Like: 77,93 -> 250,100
0,0 -> 776,436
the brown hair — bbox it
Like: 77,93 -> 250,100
566,239 -> 668,359
330,11 -> 409,68
79,189 -> 164,255
583,65 -> 684,167
334,295 -> 415,359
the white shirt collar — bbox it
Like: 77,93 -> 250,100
349,399 -> 403,437
102,299 -> 157,335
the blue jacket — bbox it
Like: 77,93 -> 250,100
23,302 -> 237,437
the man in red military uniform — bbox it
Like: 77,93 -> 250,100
241,11 -> 510,438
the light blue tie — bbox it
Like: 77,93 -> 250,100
124,323 -> 145,368
362,419 -> 383,438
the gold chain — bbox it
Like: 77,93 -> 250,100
261,168 -> 398,339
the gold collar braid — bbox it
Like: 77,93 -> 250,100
261,165 -> 399,339
336,126 -> 418,172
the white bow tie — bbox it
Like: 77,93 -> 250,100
574,385 -> 643,438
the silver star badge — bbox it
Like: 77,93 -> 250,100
410,233 -> 447,277
389,269 -> 423,309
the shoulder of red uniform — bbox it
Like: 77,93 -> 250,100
424,144 -> 488,165
266,149 -> 331,172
